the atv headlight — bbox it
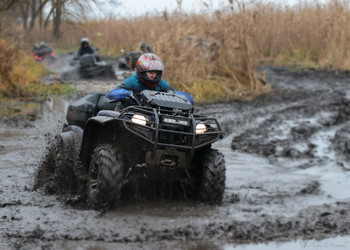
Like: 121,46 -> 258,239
131,114 -> 148,126
196,123 -> 207,134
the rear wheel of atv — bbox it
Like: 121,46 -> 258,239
198,149 -> 226,203
88,145 -> 124,210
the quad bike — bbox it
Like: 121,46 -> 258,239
118,51 -> 142,70
32,47 -> 55,63
62,53 -> 116,80
118,42 -> 153,70
36,89 -> 226,209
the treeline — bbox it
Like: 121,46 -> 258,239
0,0 -> 120,39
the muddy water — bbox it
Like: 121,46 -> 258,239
1,67 -> 350,249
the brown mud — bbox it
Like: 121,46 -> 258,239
1,67 -> 350,249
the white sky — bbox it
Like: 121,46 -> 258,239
116,0 -> 225,16
95,0 -> 329,18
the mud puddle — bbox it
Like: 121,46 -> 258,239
1,67 -> 350,249
2,236 -> 349,250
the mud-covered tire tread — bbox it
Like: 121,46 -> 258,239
88,144 -> 124,210
54,127 -> 85,195
198,148 -> 226,203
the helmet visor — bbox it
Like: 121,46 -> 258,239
148,61 -> 163,71
138,60 -> 164,72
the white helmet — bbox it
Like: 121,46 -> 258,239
81,37 -> 89,44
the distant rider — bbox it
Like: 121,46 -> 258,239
127,42 -> 153,69
139,42 -> 153,54
39,41 -> 48,50
76,37 -> 99,60
32,43 -> 40,52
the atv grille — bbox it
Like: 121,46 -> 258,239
120,106 -> 221,150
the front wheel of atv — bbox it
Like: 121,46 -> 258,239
198,149 -> 226,203
88,145 -> 124,210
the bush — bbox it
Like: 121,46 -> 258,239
0,39 -> 73,98
0,39 -> 16,94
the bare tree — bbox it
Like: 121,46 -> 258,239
0,0 -> 121,39
0,0 -> 19,12
50,0 -> 121,39
29,0 -> 50,30
11,0 -> 50,31
51,0 -> 65,38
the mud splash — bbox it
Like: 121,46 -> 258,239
1,67 -> 350,249
45,53 -> 119,82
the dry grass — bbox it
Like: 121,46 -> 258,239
51,10 -> 270,103
249,0 -> 350,69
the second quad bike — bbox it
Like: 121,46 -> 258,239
62,53 -> 116,80
32,46 -> 55,62
118,51 -> 142,70
36,89 -> 226,209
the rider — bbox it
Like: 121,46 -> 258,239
123,42 -> 154,70
105,53 -> 194,111
105,53 -> 174,109
32,43 -> 40,52
114,53 -> 173,93
39,41 -> 48,50
139,42 -> 153,53
77,37 -> 96,57
123,53 -> 172,92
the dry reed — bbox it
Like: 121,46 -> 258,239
249,0 -> 350,69
52,8 -> 269,103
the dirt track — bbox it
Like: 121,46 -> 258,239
1,66 -> 350,249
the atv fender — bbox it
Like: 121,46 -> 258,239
79,116 -> 121,166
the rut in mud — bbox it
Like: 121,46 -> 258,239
1,67 -> 350,249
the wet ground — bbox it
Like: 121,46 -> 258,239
1,65 -> 350,249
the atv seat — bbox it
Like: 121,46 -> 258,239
66,93 -> 117,128
97,110 -> 120,118
97,96 -> 117,111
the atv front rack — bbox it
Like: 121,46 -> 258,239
119,106 -> 222,152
